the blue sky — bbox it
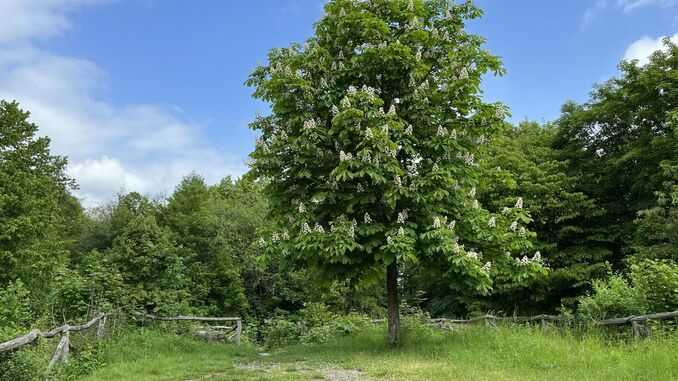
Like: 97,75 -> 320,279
0,0 -> 676,206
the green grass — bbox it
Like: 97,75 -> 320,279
81,325 -> 678,381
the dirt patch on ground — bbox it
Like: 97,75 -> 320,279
320,368 -> 367,381
233,362 -> 373,380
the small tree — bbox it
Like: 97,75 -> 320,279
247,0 -> 544,344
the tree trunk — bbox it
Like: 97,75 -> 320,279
387,261 -> 400,346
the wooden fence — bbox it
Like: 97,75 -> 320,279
0,313 -> 106,371
134,312 -> 242,344
374,310 -> 678,339
0,312 -> 242,373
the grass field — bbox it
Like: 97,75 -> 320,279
81,324 -> 678,381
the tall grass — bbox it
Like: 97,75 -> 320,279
81,323 -> 678,381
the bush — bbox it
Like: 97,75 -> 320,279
631,260 -> 678,312
577,259 -> 678,320
262,314 -> 303,347
261,303 -> 373,347
578,275 -> 644,320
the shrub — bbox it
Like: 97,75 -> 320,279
262,314 -> 303,347
577,275 -> 644,320
631,260 -> 678,313
577,259 -> 678,320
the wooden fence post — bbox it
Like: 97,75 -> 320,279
48,328 -> 70,371
96,315 -> 107,338
235,319 -> 242,345
632,321 -> 641,339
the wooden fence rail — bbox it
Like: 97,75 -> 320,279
0,313 -> 106,372
374,310 -> 678,338
133,312 -> 242,344
0,311 -> 242,373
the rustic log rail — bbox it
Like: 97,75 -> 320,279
0,313 -> 106,371
134,312 -> 242,344
374,310 -> 678,338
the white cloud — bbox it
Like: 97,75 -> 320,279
0,0 -> 108,44
624,34 -> 678,65
0,1 -> 247,207
617,0 -> 678,12
582,0 -> 678,27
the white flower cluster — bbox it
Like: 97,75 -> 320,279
362,85 -> 378,100
448,220 -> 456,230
458,66 -> 469,80
515,197 -> 523,209
482,261 -> 492,272
357,183 -> 364,192
405,124 -> 413,135
477,135 -> 487,145
433,216 -> 443,229
347,85 -> 357,95
340,97 -> 352,109
339,150 -> 354,161
303,119 -> 317,130
301,223 -> 311,234
519,227 -> 526,237
394,175 -> 402,187
388,104 -> 397,116
437,125 -> 447,136
509,221 -> 518,231
515,251 -> 543,266
397,210 -> 408,224
466,251 -> 480,260
364,212 -> 372,224
314,223 -> 325,233
398,227 -> 405,236
473,200 -> 480,209
463,152 -> 475,166
386,147 -> 397,158
495,106 -> 505,120
331,105 -> 340,115
387,236 -> 394,245
488,216 -> 496,228
271,232 -> 280,242
299,202 -> 306,213
469,187 -> 476,198
450,129 -> 457,139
